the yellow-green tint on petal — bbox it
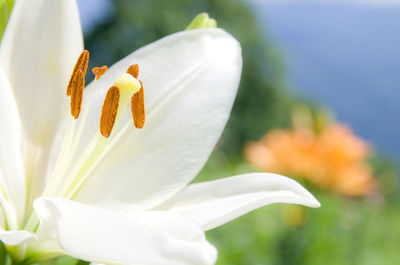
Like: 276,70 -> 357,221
185,12 -> 217,30
0,0 -> 14,40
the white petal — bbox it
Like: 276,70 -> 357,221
156,173 -> 321,230
74,29 -> 242,210
0,230 -> 37,246
34,198 -> 217,265
0,0 -> 84,198
0,66 -> 26,225
0,0 -> 83,144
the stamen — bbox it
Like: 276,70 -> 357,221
100,86 -> 120,138
127,64 -> 139,79
131,80 -> 145,128
67,50 -> 89,96
70,70 -> 84,119
127,64 -> 145,128
92,66 -> 108,80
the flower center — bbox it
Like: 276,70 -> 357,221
43,51 -> 145,203
66,50 -> 145,134
24,51 -> 147,232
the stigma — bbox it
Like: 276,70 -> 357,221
114,73 -> 141,95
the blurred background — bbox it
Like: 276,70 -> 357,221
71,0 -> 400,264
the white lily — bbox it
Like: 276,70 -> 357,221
0,0 -> 320,264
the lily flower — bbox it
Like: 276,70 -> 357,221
0,1 -> 320,264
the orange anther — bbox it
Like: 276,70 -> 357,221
100,86 -> 120,138
70,70 -> 85,119
92,65 -> 108,80
67,50 -> 89,96
127,64 -> 139,79
131,80 -> 145,129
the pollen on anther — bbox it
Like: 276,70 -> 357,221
92,65 -> 108,80
100,86 -> 120,138
127,64 -> 139,79
67,50 -> 89,96
70,70 -> 85,119
131,80 -> 145,129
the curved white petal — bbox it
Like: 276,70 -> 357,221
0,0 -> 84,199
0,0 -> 83,144
74,29 -> 242,210
0,230 -> 37,246
156,173 -> 321,231
33,198 -> 217,265
0,66 -> 25,225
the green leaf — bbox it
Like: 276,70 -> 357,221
0,242 -> 7,265
0,0 -> 14,41
53,256 -> 79,265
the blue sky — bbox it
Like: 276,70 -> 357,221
253,1 -> 400,159
77,0 -> 112,34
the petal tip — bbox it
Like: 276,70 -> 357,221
304,196 -> 321,208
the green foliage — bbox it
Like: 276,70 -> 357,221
85,0 -> 293,154
53,256 -> 89,265
0,0 -> 14,40
196,154 -> 400,265
0,243 -> 6,265
204,194 -> 400,265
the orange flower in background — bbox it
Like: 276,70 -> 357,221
245,123 -> 378,196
